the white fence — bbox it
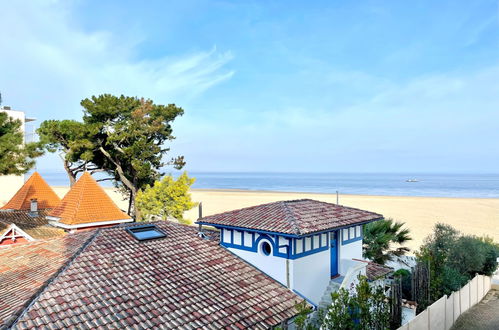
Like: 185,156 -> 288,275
398,274 -> 492,330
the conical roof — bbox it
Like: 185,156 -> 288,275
1,172 -> 61,210
48,172 -> 131,225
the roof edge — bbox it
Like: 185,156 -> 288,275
196,217 -> 384,237
48,218 -> 133,229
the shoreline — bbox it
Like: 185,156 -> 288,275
50,185 -> 499,200
190,188 -> 499,200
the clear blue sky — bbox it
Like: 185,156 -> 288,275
1,0 -> 498,173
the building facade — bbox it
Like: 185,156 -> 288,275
197,199 -> 384,306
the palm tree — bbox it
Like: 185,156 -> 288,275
363,218 -> 412,265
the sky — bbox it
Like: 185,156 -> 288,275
1,0 -> 499,173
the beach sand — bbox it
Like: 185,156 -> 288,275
49,187 -> 499,252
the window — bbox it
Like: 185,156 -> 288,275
261,241 -> 272,256
128,225 -> 166,241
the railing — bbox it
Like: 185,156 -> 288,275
398,274 -> 492,330
339,260 -> 367,292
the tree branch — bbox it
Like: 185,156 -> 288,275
96,178 -> 115,182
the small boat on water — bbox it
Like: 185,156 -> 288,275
406,179 -> 419,182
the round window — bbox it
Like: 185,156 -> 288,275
261,241 -> 272,256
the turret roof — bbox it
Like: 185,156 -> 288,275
1,172 -> 61,210
48,172 -> 131,225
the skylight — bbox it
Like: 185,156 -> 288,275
127,224 -> 166,241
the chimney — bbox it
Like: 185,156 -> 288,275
30,198 -> 38,215
198,202 -> 203,219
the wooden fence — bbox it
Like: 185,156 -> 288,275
398,274 -> 492,330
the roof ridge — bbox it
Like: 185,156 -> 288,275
70,173 -> 90,222
6,176 -> 32,209
48,172 -> 131,225
2,172 -> 61,210
282,201 -> 301,235
6,230 -> 99,328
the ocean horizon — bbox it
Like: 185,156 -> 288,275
32,170 -> 499,199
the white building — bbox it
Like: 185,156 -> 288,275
197,199 -> 392,307
0,106 -> 36,206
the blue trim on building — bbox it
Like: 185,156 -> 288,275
291,244 -> 329,259
203,221 -> 373,259
341,225 -> 363,245
220,227 -> 330,259
196,222 -> 301,238
196,218 -> 382,238
342,235 -> 362,245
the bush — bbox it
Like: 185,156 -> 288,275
295,276 -> 390,330
416,223 -> 498,302
136,172 -> 196,223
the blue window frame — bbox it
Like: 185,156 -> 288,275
127,225 -> 166,241
261,241 -> 272,255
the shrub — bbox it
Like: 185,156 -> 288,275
295,276 -> 390,330
416,223 -> 498,303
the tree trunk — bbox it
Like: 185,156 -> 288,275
99,146 -> 139,219
63,160 -> 76,187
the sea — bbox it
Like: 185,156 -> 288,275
35,170 -> 499,198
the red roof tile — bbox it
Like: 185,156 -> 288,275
198,199 -> 383,235
10,222 -> 302,328
353,259 -> 393,280
1,172 -> 61,210
48,172 -> 131,225
0,209 -> 65,240
0,232 -> 94,327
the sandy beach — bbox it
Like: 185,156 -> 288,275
47,186 -> 499,252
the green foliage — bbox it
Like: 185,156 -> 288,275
363,218 -> 412,265
38,94 -> 185,217
294,300 -> 315,330
0,112 -> 42,175
440,266 -> 468,293
37,119 -> 94,185
416,223 -> 459,300
296,276 -> 390,330
324,289 -> 355,329
416,223 -> 498,302
136,172 -> 196,224
393,269 -> 412,300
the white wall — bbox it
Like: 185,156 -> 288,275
228,242 -> 288,286
339,239 -> 363,274
291,249 -> 331,305
221,225 -> 366,306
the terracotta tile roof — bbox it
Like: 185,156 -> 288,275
11,222 -> 302,329
0,210 -> 66,240
197,199 -> 383,235
0,232 -> 94,328
48,172 -> 131,225
1,172 -> 61,210
353,259 -> 393,280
